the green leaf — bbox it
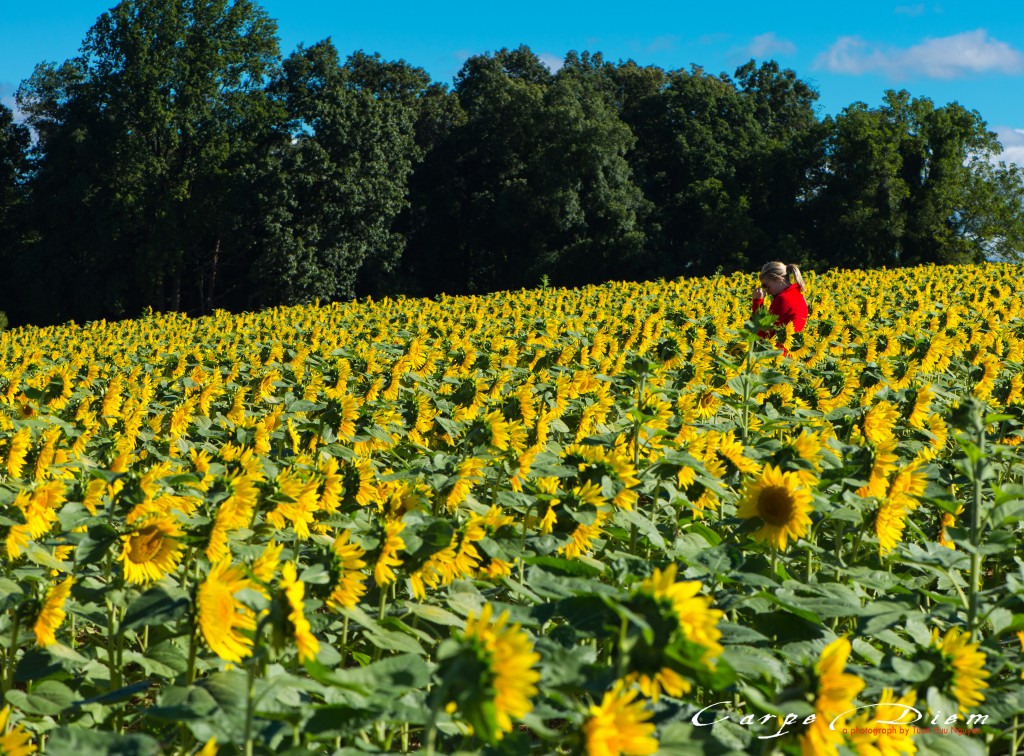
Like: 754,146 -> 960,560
122,585 -> 189,631
891,657 -> 935,682
77,523 -> 119,565
720,647 -> 786,682
57,501 -> 94,531
45,728 -> 161,755
522,555 -> 602,577
747,591 -> 822,625
72,680 -> 153,709
402,602 -> 465,628
6,679 -> 76,715
306,652 -> 430,694
26,543 -> 72,572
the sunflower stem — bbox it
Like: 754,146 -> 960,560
244,655 -> 257,756
629,372 -> 646,556
967,423 -> 985,639
186,620 -> 199,685
106,598 -> 122,692
2,612 -> 19,695
424,689 -> 441,756
373,590 -> 389,662
740,337 -> 755,442
615,613 -> 629,680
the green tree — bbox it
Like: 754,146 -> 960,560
253,42 -> 424,305
17,0 -> 282,322
0,102 -> 29,249
0,103 -> 31,324
619,65 -> 762,277
734,60 -> 825,267
404,46 -> 646,293
812,91 -> 1017,268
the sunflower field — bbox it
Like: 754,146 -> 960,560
1,263 -> 1024,755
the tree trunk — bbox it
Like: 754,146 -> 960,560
207,237 -> 220,314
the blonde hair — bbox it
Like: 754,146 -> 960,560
761,261 -> 805,292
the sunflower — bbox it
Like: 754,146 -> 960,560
801,637 -> 866,756
693,388 -> 721,421
374,518 -> 405,586
874,498 -> 909,556
858,438 -> 899,499
715,430 -> 760,475
625,564 -> 723,701
33,576 -> 74,647
317,456 -> 343,513
279,562 -> 319,663
119,516 -> 184,584
327,530 -> 368,609
931,627 -> 989,713
250,540 -> 283,593
907,384 -> 934,429
863,400 -> 899,445
445,457 -> 486,511
267,467 -> 318,540
409,536 -> 458,600
212,473 -> 260,538
789,429 -> 826,468
642,564 -> 723,664
453,603 -> 541,740
847,688 -> 918,756
737,465 -> 814,550
7,428 -> 31,478
583,681 -> 659,756
0,705 -> 34,756
560,509 -> 608,560
197,560 -> 258,663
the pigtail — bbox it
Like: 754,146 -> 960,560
786,264 -> 805,292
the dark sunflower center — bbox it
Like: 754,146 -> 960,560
129,525 -> 165,563
757,486 -> 795,526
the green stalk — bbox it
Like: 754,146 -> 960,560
106,599 -> 121,691
2,613 -> 20,695
244,657 -> 257,756
615,614 -> 630,680
424,690 -> 442,756
186,621 -> 199,685
967,426 -> 985,639
372,589 -> 389,662
740,338 -> 755,441
630,374 -> 645,555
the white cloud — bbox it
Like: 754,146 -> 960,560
744,32 -> 796,59
698,33 -> 731,46
0,82 -> 16,109
538,53 -> 564,73
0,82 -> 25,123
647,35 -> 678,53
895,4 -> 926,15
815,29 -> 1024,79
993,126 -> 1024,166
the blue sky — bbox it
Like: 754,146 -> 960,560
3,0 -> 1024,162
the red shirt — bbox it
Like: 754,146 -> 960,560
752,284 -> 808,345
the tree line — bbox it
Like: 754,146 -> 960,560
1,0 -> 1022,327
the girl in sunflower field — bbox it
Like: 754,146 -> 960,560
751,261 -> 808,352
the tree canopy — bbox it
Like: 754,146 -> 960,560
1,0 -> 1022,327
